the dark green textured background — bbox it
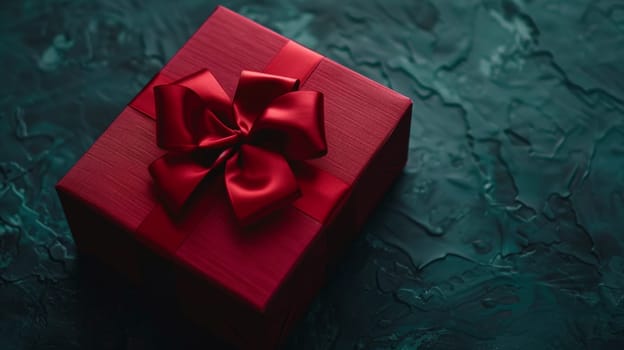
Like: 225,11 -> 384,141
2,0 -> 624,349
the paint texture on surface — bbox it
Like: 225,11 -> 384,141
1,0 -> 624,349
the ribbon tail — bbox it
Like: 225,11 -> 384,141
149,153 -> 214,214
154,69 -> 238,152
224,144 -> 300,225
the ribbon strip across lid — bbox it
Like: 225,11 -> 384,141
149,69 -> 327,225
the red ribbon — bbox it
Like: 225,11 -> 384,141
149,69 -> 326,224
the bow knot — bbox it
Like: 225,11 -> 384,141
149,69 -> 326,224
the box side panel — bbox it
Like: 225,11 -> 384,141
173,260 -> 290,350
57,184 -> 281,349
352,104 -> 412,229
56,187 -> 144,283
324,103 -> 412,263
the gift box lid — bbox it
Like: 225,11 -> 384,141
57,6 -> 412,312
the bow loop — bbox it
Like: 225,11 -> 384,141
150,69 -> 326,224
174,69 -> 234,127
233,71 -> 299,134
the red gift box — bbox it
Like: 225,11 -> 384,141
56,6 -> 411,349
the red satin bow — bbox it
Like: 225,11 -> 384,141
149,69 -> 326,224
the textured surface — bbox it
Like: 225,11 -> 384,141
1,0 -> 624,349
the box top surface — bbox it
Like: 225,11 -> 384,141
58,6 -> 411,312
